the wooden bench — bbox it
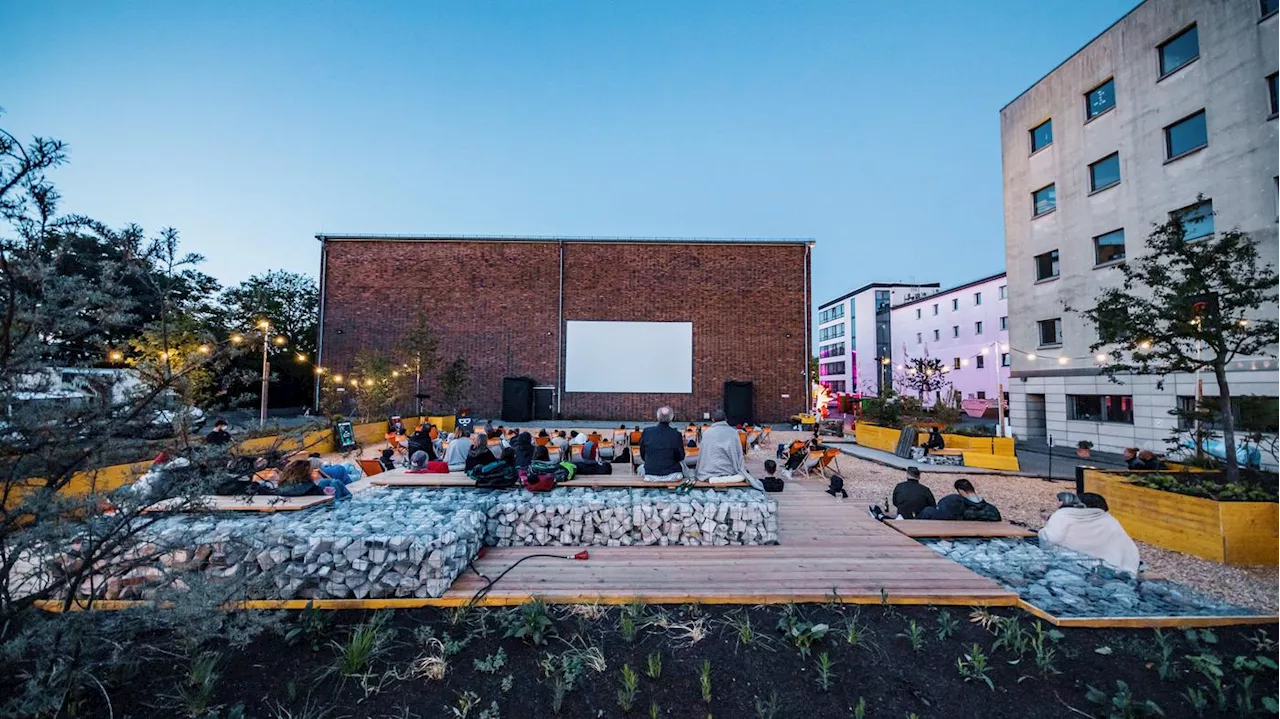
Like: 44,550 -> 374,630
144,494 -> 334,513
370,468 -> 749,490
884,520 -> 1036,539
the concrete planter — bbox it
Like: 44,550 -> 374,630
1085,469 -> 1278,566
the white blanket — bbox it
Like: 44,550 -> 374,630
1038,507 -> 1141,575
696,422 -> 761,490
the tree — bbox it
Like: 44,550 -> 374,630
894,356 -> 953,404
216,270 -> 318,409
438,356 -> 471,411
1076,215 -> 1278,482
349,349 -> 404,420
396,313 -> 441,415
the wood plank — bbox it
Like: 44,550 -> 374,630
371,468 -> 749,490
143,494 -> 333,513
884,520 -> 1036,538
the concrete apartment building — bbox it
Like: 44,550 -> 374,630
1000,0 -> 1278,455
818,282 -> 939,397
889,272 -> 1011,411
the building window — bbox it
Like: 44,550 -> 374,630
819,361 -> 846,376
1032,184 -> 1056,216
932,303 -> 939,316
998,285 -> 1007,300
1158,25 -> 1199,78
1085,78 -> 1115,119
952,325 -> 960,338
974,292 -> 982,306
1176,395 -> 1279,432
824,380 -> 847,393
953,357 -> 962,370
874,290 -> 891,311
818,324 -> 846,341
1165,110 -> 1207,160
1037,318 -> 1062,347
976,356 -> 985,369
975,321 -> 984,335
1030,119 -> 1053,152
1268,73 -> 1278,116
1035,250 -> 1060,281
1093,229 -> 1126,265
1265,0 -> 1279,18
933,329 -> 940,341
1001,352 -> 1010,367
1172,200 -> 1214,240
819,304 -> 846,324
1068,394 -> 1134,424
1089,152 -> 1121,192
819,342 -> 845,359
916,332 -> 922,344
999,316 -> 1008,330
976,391 -> 987,400
951,298 -> 959,311
915,308 -> 922,319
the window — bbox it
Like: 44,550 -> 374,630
952,325 -> 960,338
976,391 -> 987,400
974,292 -> 982,306
1085,78 -> 1115,119
1001,353 -> 1010,367
819,361 -> 845,376
1068,394 -> 1134,424
1032,184 -> 1056,217
818,324 -> 846,341
933,329 -> 940,341
999,316 -> 1008,331
1268,73 -> 1278,116
818,342 -> 845,359
916,332 -> 922,344
1158,25 -> 1199,78
951,298 -> 959,311
1165,110 -> 1207,159
1172,200 -> 1214,240
915,308 -> 922,319
1265,0 -> 1279,18
1037,318 -> 1063,347
1089,152 -> 1121,192
819,304 -> 845,323
998,285 -> 1007,299
1035,250 -> 1060,281
824,380 -> 847,393
953,357 -> 962,370
976,356 -> 985,369
1093,229 -> 1126,265
874,290 -> 891,311
975,321 -> 984,335
1030,119 -> 1053,152
932,304 -> 939,316
1176,395 -> 1279,433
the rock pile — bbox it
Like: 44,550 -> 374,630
926,538 -> 1254,618
483,488 -> 778,547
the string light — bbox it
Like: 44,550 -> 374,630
297,353 -> 308,362
363,379 -> 373,387
1095,354 -> 1108,362
230,334 -> 243,344
109,351 -> 124,362
257,320 -> 270,330
880,357 -> 891,365
314,367 -> 323,375
1138,340 -> 1151,350
198,345 -> 210,354
1026,353 -> 1037,361
391,370 -> 400,377
960,358 -> 969,366
273,335 -> 287,346
979,347 -> 989,355
1057,356 -> 1069,365
332,374 -> 344,383
1238,319 -> 1249,327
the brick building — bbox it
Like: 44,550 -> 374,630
316,235 -> 813,423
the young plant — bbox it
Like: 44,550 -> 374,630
721,609 -> 757,649
897,620 -> 926,652
332,621 -> 387,677
473,647 -> 508,674
852,697 -> 867,719
619,600 -> 646,643
776,605 -> 829,658
646,652 -> 662,680
1029,621 -> 1062,676
500,674 -> 514,693
991,616 -> 1029,659
699,660 -> 713,703
1186,653 -> 1227,709
617,664 -> 639,713
1182,686 -> 1209,716
843,614 -> 870,650
935,610 -> 959,641
955,644 -> 994,690
285,601 -> 334,652
447,690 -> 481,719
814,652 -> 836,692
969,607 -> 997,632
753,691 -> 780,719
503,598 -> 556,646
177,652 -> 221,717
1085,680 -> 1165,718
649,703 -> 660,719
1152,629 -> 1177,680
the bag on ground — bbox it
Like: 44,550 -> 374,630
469,460 -> 518,488
573,461 -> 612,475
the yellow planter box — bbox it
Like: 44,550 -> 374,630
854,422 -> 901,453
1085,469 -> 1278,566
962,452 -> 1021,472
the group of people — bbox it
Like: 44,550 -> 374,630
868,468 -> 1002,522
637,407 -> 762,489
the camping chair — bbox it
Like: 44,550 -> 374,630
631,447 -> 644,474
754,426 -> 772,449
384,433 -> 409,462
782,444 -> 810,474
738,430 -> 749,454
807,447 -> 842,478
358,459 -> 384,477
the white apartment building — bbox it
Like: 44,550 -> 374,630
818,282 -> 939,397
888,272 -> 1011,412
1000,0 -> 1278,455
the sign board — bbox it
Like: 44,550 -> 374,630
455,414 -> 474,435
389,415 -> 404,433
335,421 -> 357,451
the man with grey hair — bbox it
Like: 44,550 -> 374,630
696,409 -> 760,489
639,405 -> 685,481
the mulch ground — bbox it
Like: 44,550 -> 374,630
110,603 -> 1277,718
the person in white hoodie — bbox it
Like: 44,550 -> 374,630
441,434 -> 472,472
1038,492 -> 1141,575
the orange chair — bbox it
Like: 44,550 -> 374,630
358,459 -> 384,477
629,430 -> 643,445
738,430 -> 749,453
535,435 -> 551,447
587,432 -> 603,445
384,433 -> 408,460
807,447 -> 842,478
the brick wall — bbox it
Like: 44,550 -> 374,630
319,238 -> 810,422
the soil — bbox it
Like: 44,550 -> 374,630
107,603 -> 1277,718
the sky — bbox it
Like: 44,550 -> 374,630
3,0 -> 1137,312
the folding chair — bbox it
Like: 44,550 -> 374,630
782,444 -> 809,475
358,459 -> 384,477
384,433 -> 409,462
807,448 -> 842,478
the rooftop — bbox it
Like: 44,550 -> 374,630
891,271 -> 1007,310
819,282 -> 940,309
315,233 -> 814,246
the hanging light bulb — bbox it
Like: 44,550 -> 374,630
109,351 -> 124,362
1026,353 -> 1037,361
332,374 -> 344,383
296,353 -> 308,362
230,334 -> 243,344
257,320 -> 270,330
198,345 -> 211,354
1057,356 -> 1069,365
1095,354 -> 1108,363
1138,340 -> 1152,350
274,335 -> 287,346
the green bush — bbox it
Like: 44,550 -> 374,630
1131,473 -> 1278,502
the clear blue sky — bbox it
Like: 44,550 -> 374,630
4,1 -> 1135,309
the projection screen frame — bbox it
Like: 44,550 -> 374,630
563,320 -> 693,394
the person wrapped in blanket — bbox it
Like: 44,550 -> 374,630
695,409 -> 762,490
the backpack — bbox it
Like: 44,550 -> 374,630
521,468 -> 557,492
468,461 -> 517,489
573,461 -> 612,475
529,460 -> 570,484
557,461 -> 577,482
761,476 -> 785,493
959,500 -> 1002,522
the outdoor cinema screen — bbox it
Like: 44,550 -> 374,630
564,321 -> 693,393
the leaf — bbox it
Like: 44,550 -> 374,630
1085,686 -> 1107,705
1262,696 -> 1278,713
1095,646 -> 1113,655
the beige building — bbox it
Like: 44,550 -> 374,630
1000,0 -> 1278,460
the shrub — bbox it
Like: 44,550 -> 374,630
1130,472 -> 1278,502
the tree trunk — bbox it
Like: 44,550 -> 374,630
1212,360 -> 1239,483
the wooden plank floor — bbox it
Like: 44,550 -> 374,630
438,479 -> 1018,606
886,520 -> 1037,539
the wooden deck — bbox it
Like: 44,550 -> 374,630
370,468 -> 749,490
885,520 -> 1037,539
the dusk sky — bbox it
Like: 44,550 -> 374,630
4,1 -> 1136,311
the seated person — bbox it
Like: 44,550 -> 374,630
378,448 -> 397,471
442,434 -> 471,471
483,420 -> 497,437
760,459 -> 784,492
924,427 -> 945,452
869,467 -> 937,520
533,445 -> 550,462
913,479 -> 1001,521
1123,448 -> 1162,471
511,431 -> 535,468
695,410 -> 759,488
1038,492 -> 1140,575
568,430 -> 587,446
278,459 -> 350,499
407,425 -> 436,462
581,433 -> 601,463
640,406 -> 686,482
406,450 -> 431,474
206,419 -> 232,446
550,430 -> 570,456
465,431 -> 497,471
500,446 -> 517,466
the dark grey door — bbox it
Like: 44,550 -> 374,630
533,387 -> 556,420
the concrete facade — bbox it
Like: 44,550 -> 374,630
888,272 -> 1010,406
818,283 -> 939,397
1000,0 -> 1278,456
317,235 -> 812,422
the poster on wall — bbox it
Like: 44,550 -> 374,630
334,421 -> 356,451
564,321 -> 693,393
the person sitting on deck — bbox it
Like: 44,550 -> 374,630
868,466 -> 938,521
568,430 -> 587,446
640,406 -> 686,482
308,454 -> 354,485
407,424 -> 437,462
483,420 -> 497,436
924,427 -> 945,452
695,409 -> 761,488
466,431 -> 497,471
551,430 -> 570,456
406,450 -> 430,473
760,459 -> 784,492
279,459 -> 350,499
1039,492 -> 1140,575
378,448 -> 397,471
1123,447 -> 1163,471
442,433 -> 471,472
511,431 -> 535,468
910,478 -> 1000,521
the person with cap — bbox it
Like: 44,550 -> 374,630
1038,492 -> 1140,575
206,419 -> 232,446
406,450 -> 431,473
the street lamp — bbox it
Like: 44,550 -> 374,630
253,322 -> 288,427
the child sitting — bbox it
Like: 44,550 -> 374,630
760,459 -> 784,492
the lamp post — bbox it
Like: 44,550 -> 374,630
255,320 -> 288,427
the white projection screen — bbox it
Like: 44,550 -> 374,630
564,321 -> 693,393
